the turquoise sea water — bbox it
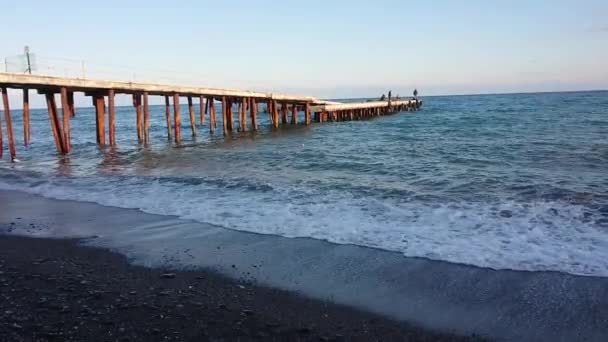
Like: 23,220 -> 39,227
1,91 -> 607,276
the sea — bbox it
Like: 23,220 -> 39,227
1,91 -> 607,277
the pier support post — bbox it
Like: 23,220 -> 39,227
134,94 -> 143,143
107,89 -> 116,146
224,98 -> 231,132
209,97 -> 216,133
143,92 -> 150,144
187,96 -> 196,136
241,97 -> 248,132
0,90 -> 2,159
229,98 -> 235,132
165,96 -> 172,140
281,103 -> 288,124
250,98 -> 258,131
60,87 -> 72,152
291,103 -> 298,125
173,94 -> 182,143
45,93 -> 66,153
267,100 -> 274,126
165,95 -> 171,140
1,88 -> 16,160
199,95 -> 205,128
68,91 -> 75,117
305,103 -> 311,125
221,96 -> 228,135
237,99 -> 243,132
23,89 -> 30,146
273,100 -> 280,128
94,94 -> 106,145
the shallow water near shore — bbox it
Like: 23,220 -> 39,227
1,91 -> 608,277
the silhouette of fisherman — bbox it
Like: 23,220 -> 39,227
413,88 -> 419,108
380,94 -> 386,101
388,90 -> 392,107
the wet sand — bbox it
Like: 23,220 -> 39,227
0,235 -> 480,341
1,190 -> 607,341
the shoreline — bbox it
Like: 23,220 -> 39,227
1,189 -> 608,341
0,234 -> 481,341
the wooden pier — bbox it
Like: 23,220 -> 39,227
0,72 -> 422,161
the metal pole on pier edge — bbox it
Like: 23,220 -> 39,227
1,88 -> 16,160
22,88 -> 31,146
172,94 -> 181,143
60,87 -> 72,153
187,96 -> 196,137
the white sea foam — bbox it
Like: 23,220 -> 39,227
1,174 -> 607,277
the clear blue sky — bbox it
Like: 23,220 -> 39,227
1,0 -> 607,107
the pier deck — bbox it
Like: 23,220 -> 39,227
0,72 -> 422,161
